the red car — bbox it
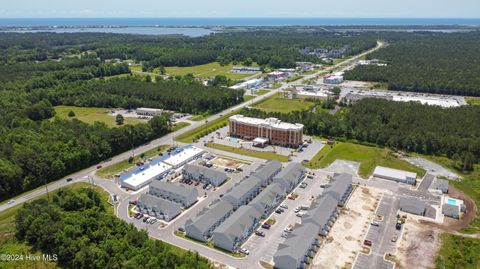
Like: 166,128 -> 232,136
288,195 -> 295,200
96,165 -> 103,169
363,240 -> 372,246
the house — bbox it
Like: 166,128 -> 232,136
323,173 -> 353,207
430,178 -> 449,194
274,163 -> 306,193
137,193 -> 182,222
182,164 -> 228,187
399,197 -> 426,216
303,195 -> 339,236
250,183 -> 286,218
224,176 -> 263,210
442,204 -> 460,219
212,205 -> 262,252
273,222 -> 320,269
373,166 -> 417,185
185,200 -> 234,242
250,160 -> 282,186
149,180 -> 198,208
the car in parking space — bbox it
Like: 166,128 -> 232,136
178,227 -> 185,233
149,218 -> 157,224
363,240 -> 373,246
143,217 -> 150,223
205,185 -> 212,190
255,231 -> 265,237
395,221 -> 402,230
136,213 -> 144,219
194,181 -> 200,186
391,235 -> 398,242
202,184 -> 208,189
296,212 -> 305,218
288,195 -> 296,200
294,207 -> 301,213
371,220 -> 380,226
239,248 -> 250,255
281,233 -> 288,238
320,184 -> 326,188
261,223 -> 271,229
275,209 -> 283,214
307,175 -> 314,179
280,204 -> 288,209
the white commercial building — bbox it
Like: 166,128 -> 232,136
373,166 -> 417,185
162,145 -> 204,168
229,78 -> 263,90
120,160 -> 172,191
136,107 -> 164,116
323,73 -> 343,84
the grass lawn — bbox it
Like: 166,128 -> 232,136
243,95 -> 256,102
435,233 -> 480,269
165,62 -> 254,80
174,231 -> 245,258
187,114 -> 211,121
206,143 -> 289,162
96,145 -> 170,179
306,142 -> 425,178
256,89 -> 270,95
0,183 -> 112,269
286,75 -> 303,82
466,97 -> 480,106
54,106 -> 142,128
172,122 -> 190,131
175,111 -> 237,143
252,93 -> 316,113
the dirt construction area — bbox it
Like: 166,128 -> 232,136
394,219 -> 442,269
210,156 -> 248,169
312,186 -> 382,269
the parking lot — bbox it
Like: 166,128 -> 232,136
353,193 -> 399,269
241,169 -> 330,264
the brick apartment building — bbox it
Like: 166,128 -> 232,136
228,115 -> 303,148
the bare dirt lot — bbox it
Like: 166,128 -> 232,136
312,186 -> 382,269
394,219 -> 442,269
210,156 -> 248,169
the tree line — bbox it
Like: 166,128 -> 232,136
344,32 -> 480,96
241,99 -> 480,171
15,187 -> 211,268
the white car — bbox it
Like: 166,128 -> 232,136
239,248 -> 250,255
371,220 -> 380,226
280,204 -> 288,209
7,199 -> 15,204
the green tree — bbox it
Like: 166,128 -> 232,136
116,114 -> 124,125
68,110 -> 76,117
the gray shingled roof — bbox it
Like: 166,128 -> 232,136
324,173 -> 352,202
183,164 -> 228,183
150,180 -> 197,198
225,176 -> 262,200
430,178 -> 449,193
274,222 -> 318,266
274,162 -> 305,187
252,160 -> 282,181
186,200 -> 233,235
442,203 -> 459,218
250,183 -> 285,213
213,205 -> 262,242
138,193 -> 181,217
399,197 -> 426,215
304,195 -> 338,227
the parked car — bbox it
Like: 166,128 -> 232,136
66,177 -> 73,182
194,181 -> 200,186
391,235 -> 398,242
261,223 -> 271,229
255,231 -> 265,237
239,248 -> 249,255
136,213 -> 144,219
275,209 -> 283,214
149,218 -> 157,224
205,185 -> 212,190
281,233 -> 288,238
296,213 -> 305,218
236,167 -> 243,172
363,240 -> 372,246
288,195 -> 295,200
134,213 -> 140,218
280,204 -> 288,209
178,227 -> 185,233
96,165 -> 103,169
219,194 -> 224,198
143,217 -> 150,222
294,207 -> 301,213
371,220 -> 380,226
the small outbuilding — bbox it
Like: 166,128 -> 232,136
373,166 -> 417,185
399,197 -> 426,216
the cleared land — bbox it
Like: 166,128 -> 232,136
252,93 -> 316,113
96,145 -> 170,179
165,62 -> 255,80
54,106 -> 142,127
466,97 -> 480,106
306,142 -> 425,178
0,183 -> 111,269
206,143 -> 289,162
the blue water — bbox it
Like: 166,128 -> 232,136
1,17 -> 479,27
447,199 -> 457,205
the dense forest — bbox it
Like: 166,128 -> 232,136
344,32 -> 480,96
241,99 -> 480,170
15,188 -> 211,268
0,30 -> 377,68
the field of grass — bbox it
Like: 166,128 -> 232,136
0,183 -> 112,269
306,142 -> 425,178
252,93 -> 316,113
172,122 -> 190,131
243,95 -> 255,102
286,75 -> 303,82
206,143 -> 289,162
96,145 -> 170,179
175,111 -> 237,143
187,114 -> 211,121
435,233 -> 480,269
256,89 -> 270,95
54,106 -> 142,128
165,62 -> 255,80
466,97 -> 480,106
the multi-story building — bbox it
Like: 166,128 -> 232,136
249,182 -> 286,218
250,160 -> 282,187
185,200 -> 234,242
137,193 -> 182,222
182,164 -> 229,187
323,173 -> 353,207
274,162 -> 306,193
149,180 -> 198,208
229,115 -> 304,148
224,177 -> 263,210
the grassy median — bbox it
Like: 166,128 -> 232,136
206,143 -> 289,162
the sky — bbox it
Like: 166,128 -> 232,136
0,0 -> 478,18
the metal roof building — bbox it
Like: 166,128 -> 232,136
250,182 -> 286,218
274,162 -> 306,193
137,193 -> 182,222
224,176 -> 263,209
149,180 -> 198,208
399,197 -> 426,216
120,160 -> 172,191
212,205 -> 262,252
430,178 -> 449,194
182,164 -> 229,187
273,222 -> 320,269
323,173 -> 353,207
185,200 -> 234,242
373,166 -> 417,185
162,145 -> 204,168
